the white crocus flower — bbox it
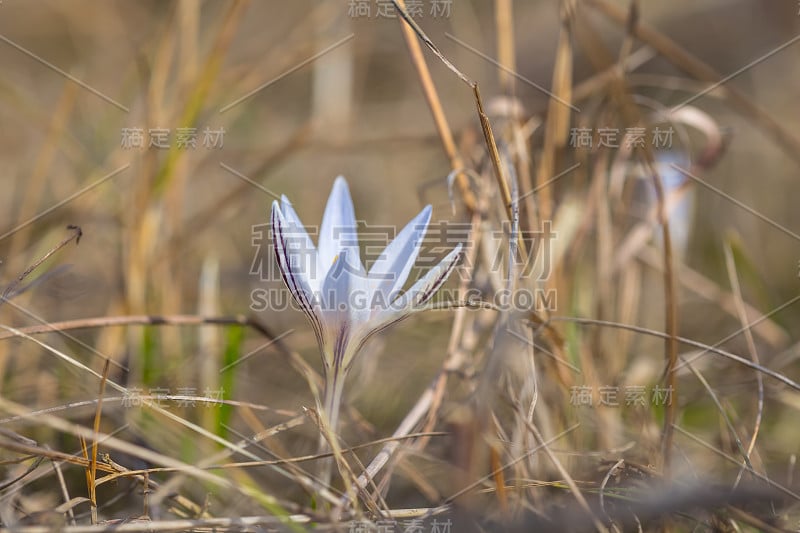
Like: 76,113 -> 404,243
271,176 -> 461,462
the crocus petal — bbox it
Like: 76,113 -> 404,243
368,205 -> 432,304
271,201 -> 323,340
280,195 -> 308,231
319,249 -> 369,370
371,243 -> 462,331
347,263 -> 371,328
279,195 -> 323,292
403,242 -> 462,307
318,177 -> 362,274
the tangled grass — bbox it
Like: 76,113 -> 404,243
0,1 -> 799,531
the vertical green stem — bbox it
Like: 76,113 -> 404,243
318,368 -> 344,486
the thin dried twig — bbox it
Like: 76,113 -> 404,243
392,0 -> 477,213
723,238 -> 765,489
87,359 -> 111,524
543,316 -> 800,391
1,225 -> 82,304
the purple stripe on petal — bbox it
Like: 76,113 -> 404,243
272,202 -> 324,349
413,243 -> 462,306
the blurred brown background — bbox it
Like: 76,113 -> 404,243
0,0 -> 799,522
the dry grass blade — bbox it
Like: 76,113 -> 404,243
680,355 -> 755,473
0,516 -> 311,533
152,0 -> 251,194
0,395 -> 302,516
588,1 -> 681,474
443,423 -> 580,507
673,425 -> 800,502
494,0 -> 517,94
0,324 -> 322,503
4,81 -> 78,273
516,412 -> 606,532
391,0 -> 524,259
392,0 -> 477,213
87,360 -> 111,524
544,317 -> 800,391
636,246 -> 788,349
1,225 -> 82,304
723,236 -> 766,489
535,2 -> 575,224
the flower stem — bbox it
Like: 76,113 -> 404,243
318,369 -> 344,486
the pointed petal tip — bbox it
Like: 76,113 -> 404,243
332,176 -> 350,193
280,195 -> 295,216
420,204 -> 433,220
440,243 -> 463,271
327,176 -> 354,210
441,242 -> 463,262
411,204 -> 432,229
